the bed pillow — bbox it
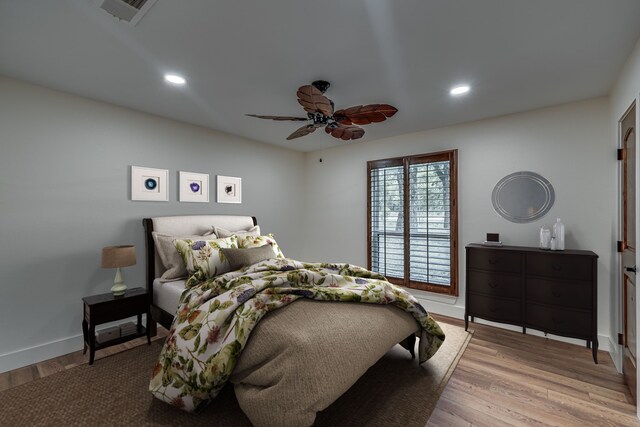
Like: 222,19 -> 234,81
214,225 -> 261,239
174,236 -> 238,279
152,232 -> 213,282
220,245 -> 277,271
237,234 -> 285,258
203,228 -> 217,236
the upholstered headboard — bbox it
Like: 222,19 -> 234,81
143,215 -> 256,279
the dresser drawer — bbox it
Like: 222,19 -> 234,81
526,302 -> 591,337
526,278 -> 591,310
526,253 -> 592,281
467,248 -> 522,273
468,270 -> 521,299
468,293 -> 521,324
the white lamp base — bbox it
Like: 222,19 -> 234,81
111,267 -> 128,296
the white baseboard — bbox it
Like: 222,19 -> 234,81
409,291 -> 618,366
0,315 -> 147,374
415,299 -> 465,319
447,316 -> 615,363
608,338 -> 622,373
0,334 -> 84,374
410,289 -> 465,319
0,306 -> 618,375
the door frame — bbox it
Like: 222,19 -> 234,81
636,96 -> 640,415
617,96 -> 640,413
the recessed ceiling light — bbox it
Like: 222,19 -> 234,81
164,74 -> 186,85
450,85 -> 470,96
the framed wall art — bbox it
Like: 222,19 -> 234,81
179,171 -> 209,203
217,175 -> 242,204
131,166 -> 169,201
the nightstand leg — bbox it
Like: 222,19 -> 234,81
88,324 -> 96,365
136,313 -> 142,334
146,310 -> 151,345
82,319 -> 88,354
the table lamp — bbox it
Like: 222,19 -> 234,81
101,245 -> 136,296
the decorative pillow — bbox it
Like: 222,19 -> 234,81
236,234 -> 285,258
174,236 -> 238,279
152,232 -> 212,282
220,245 -> 277,271
214,225 -> 261,239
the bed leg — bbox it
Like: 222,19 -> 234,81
149,319 -> 157,337
406,334 -> 416,359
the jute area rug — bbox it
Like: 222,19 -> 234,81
2,322 -> 471,427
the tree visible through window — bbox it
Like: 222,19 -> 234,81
367,150 -> 458,295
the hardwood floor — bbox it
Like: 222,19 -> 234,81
1,318 -> 638,426
430,315 -> 639,426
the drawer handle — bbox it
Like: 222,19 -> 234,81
552,264 -> 563,272
488,282 -> 498,288
488,259 -> 498,265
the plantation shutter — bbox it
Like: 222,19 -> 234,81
369,159 -> 404,279
367,151 -> 458,295
408,155 -> 452,286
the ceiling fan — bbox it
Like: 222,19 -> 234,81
247,80 -> 398,141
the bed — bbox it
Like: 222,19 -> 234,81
143,214 -> 444,426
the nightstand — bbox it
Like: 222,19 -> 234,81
82,287 -> 151,364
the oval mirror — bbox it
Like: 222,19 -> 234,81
491,171 -> 555,223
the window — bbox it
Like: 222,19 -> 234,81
367,150 -> 458,295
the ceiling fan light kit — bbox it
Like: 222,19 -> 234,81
247,80 -> 398,142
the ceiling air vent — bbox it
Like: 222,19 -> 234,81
100,0 -> 158,25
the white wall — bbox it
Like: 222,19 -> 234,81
2,52 -> 634,373
302,97 -> 614,346
0,76 -> 305,372
609,37 -> 640,397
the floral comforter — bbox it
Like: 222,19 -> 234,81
149,258 -> 445,412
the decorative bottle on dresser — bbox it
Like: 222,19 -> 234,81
539,226 -> 551,249
552,218 -> 565,251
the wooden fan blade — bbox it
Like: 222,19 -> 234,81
296,85 -> 334,117
246,114 -> 308,121
333,104 -> 398,125
325,124 -> 365,141
286,124 -> 321,140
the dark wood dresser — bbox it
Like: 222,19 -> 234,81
465,244 -> 599,363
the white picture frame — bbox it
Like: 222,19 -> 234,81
217,175 -> 242,204
179,171 -> 209,203
131,166 -> 169,201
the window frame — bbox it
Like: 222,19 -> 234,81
367,149 -> 458,296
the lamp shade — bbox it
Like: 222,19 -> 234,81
101,245 -> 136,268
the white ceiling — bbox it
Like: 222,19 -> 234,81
1,0 -> 640,152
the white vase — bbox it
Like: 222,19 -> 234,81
553,218 -> 565,250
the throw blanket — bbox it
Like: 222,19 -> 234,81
149,258 -> 445,412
